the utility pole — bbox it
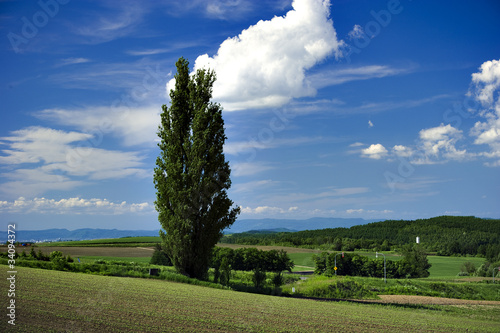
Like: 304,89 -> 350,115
376,252 -> 386,284
334,252 -> 344,276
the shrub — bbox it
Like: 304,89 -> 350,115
150,244 -> 172,266
252,268 -> 267,289
272,272 -> 284,288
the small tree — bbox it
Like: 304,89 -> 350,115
154,57 -> 240,280
219,256 -> 231,286
399,244 -> 431,278
150,243 -> 172,266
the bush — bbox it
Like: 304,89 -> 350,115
252,268 -> 267,289
272,272 -> 284,288
150,244 -> 172,266
296,277 -> 377,299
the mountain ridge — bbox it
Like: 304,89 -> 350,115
2,217 -> 376,242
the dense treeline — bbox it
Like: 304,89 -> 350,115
150,244 -> 294,287
211,247 -> 294,287
221,216 -> 500,259
313,244 -> 431,279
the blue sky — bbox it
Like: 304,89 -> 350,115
1,0 -> 499,230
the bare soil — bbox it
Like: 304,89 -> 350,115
16,246 -> 155,257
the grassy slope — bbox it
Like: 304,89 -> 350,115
1,267 -> 499,333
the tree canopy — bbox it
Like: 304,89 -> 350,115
154,57 -> 239,279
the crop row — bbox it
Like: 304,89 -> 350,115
1,266 -> 498,332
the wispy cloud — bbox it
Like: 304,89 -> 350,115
126,42 -> 201,56
56,57 -> 91,67
231,162 -> 274,177
71,0 -> 150,44
0,127 -> 148,198
287,94 -> 451,115
240,205 -> 298,215
225,136 -> 327,155
36,105 -> 160,147
309,64 -> 412,89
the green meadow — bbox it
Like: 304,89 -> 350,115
1,266 -> 498,332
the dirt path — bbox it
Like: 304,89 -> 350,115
362,295 -> 500,306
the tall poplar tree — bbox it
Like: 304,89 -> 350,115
154,58 -> 240,279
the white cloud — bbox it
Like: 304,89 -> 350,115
0,197 -> 154,215
417,124 -> 467,163
469,59 -> 500,166
224,136 -> 325,155
37,105 -> 160,147
205,0 -> 253,19
0,127 -> 93,165
346,208 -> 393,215
0,127 -> 148,197
368,120 -> 374,128
309,65 -> 410,89
470,59 -> 500,106
231,162 -> 273,176
361,143 -> 388,159
240,205 -> 299,215
349,142 -> 364,147
363,124 -> 467,164
72,0 -> 149,44
57,58 -> 91,67
348,24 -> 363,39
232,179 -> 279,193
392,145 -> 413,157
167,0 -> 343,110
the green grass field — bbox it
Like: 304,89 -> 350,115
22,237 -> 489,279
77,256 -> 152,264
427,256 -> 486,279
286,251 -> 486,278
1,267 -> 499,332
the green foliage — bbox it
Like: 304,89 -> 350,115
399,244 -> 431,278
313,248 -> 430,279
271,272 -> 284,288
460,261 -> 476,275
219,256 -> 231,286
154,57 -> 239,279
252,268 -> 266,289
286,276 -> 378,299
211,247 -> 294,273
220,216 -> 500,259
150,243 -> 172,266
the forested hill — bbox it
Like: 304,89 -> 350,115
220,216 -> 500,258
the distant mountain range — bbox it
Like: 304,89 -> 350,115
4,228 -> 160,243
2,218 -> 376,242
227,217 -> 375,233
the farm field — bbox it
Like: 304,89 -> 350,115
1,266 -> 499,332
11,242 -> 488,278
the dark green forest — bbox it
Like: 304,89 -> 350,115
221,216 -> 500,261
